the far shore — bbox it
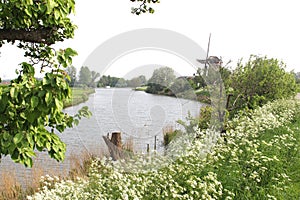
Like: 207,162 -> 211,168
63,87 -> 95,108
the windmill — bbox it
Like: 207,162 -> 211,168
196,33 -> 223,76
195,34 -> 229,135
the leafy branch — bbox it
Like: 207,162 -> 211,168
130,0 -> 160,15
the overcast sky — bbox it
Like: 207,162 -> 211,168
0,0 -> 299,79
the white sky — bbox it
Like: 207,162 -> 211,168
0,0 -> 300,79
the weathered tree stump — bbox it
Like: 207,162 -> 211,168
111,132 -> 122,149
103,132 -> 124,160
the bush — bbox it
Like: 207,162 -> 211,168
228,55 -> 298,116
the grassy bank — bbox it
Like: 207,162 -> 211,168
63,87 -> 95,108
27,99 -> 300,199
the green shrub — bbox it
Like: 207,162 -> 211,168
228,55 -> 298,116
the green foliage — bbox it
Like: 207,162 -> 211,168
169,78 -> 191,95
146,66 -> 176,94
228,55 -> 297,115
0,0 -> 76,46
188,74 -> 206,90
63,88 -> 95,108
0,1 -> 94,167
78,66 -> 91,86
127,75 -> 147,88
130,0 -> 160,15
163,128 -> 182,146
78,66 -> 99,87
197,106 -> 213,130
65,66 -> 77,87
97,75 -> 123,88
0,55 -> 91,167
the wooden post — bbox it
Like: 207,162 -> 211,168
102,131 -> 123,160
111,132 -> 122,149
154,136 -> 157,151
147,144 -> 150,153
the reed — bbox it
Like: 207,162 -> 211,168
163,125 -> 182,146
0,147 -> 107,200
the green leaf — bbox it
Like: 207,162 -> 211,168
46,142 -> 51,150
55,98 -> 63,110
27,111 -> 40,123
45,92 -> 53,105
24,157 -> 33,167
0,95 -> 8,112
24,8 -> 32,17
64,48 -> 78,57
8,144 -> 16,155
10,87 -> 16,98
20,112 -> 26,119
13,133 -> 24,144
3,131 -> 10,140
46,0 -> 58,14
26,134 -> 34,147
31,96 -> 39,108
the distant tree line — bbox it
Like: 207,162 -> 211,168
64,65 -> 148,88
97,75 -> 147,88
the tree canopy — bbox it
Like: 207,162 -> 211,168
0,0 -> 160,167
146,66 -> 176,94
0,0 -> 92,167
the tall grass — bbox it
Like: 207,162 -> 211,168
0,148 -> 106,200
162,125 -> 181,146
122,137 -> 135,153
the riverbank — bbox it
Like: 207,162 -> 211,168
63,87 -> 95,108
135,85 -> 210,104
26,99 -> 300,199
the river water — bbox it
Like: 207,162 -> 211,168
0,88 -> 202,187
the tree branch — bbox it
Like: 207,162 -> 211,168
0,28 -> 55,45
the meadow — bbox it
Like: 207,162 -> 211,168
63,87 -> 95,108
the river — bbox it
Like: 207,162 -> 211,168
0,88 -> 202,187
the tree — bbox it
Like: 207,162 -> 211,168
78,66 -> 100,87
90,71 -> 100,87
97,75 -> 122,87
147,67 -> 176,94
0,1 -> 93,167
169,77 -> 191,94
78,66 -> 92,86
127,75 -> 147,87
0,0 -> 159,167
228,55 -> 298,115
65,66 -> 77,87
0,1 -> 159,45
115,78 -> 127,88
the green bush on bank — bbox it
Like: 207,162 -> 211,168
28,99 -> 300,199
